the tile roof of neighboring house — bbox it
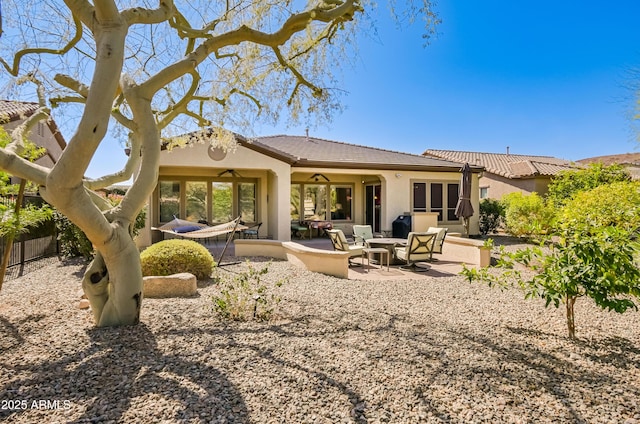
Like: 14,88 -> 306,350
248,135 -> 481,172
0,100 -> 40,122
423,149 -> 579,179
0,99 -> 67,153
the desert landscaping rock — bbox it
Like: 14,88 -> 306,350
0,253 -> 639,423
143,272 -> 197,298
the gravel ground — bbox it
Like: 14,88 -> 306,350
1,248 -> 639,423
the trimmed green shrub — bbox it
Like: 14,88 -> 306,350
141,239 -> 215,279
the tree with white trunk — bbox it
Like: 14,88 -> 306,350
0,0 -> 437,327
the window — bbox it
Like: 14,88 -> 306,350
480,187 -> 489,199
412,181 -> 460,223
304,184 -> 327,220
291,183 -> 354,222
186,181 -> 207,222
290,184 -> 301,221
330,186 -> 352,220
159,181 -> 180,222
447,183 -> 459,221
211,182 -> 233,223
158,179 -> 258,225
238,182 -> 256,222
413,183 -> 427,212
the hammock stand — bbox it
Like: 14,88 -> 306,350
151,216 -> 248,266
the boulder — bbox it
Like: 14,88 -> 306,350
143,272 -> 197,298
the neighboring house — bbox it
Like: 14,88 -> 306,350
423,149 -> 579,200
0,100 -> 66,169
577,153 -> 640,180
138,132 -> 483,245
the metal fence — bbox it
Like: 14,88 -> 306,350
1,194 -> 58,269
0,234 -> 58,268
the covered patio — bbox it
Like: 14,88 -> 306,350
203,235 -> 475,280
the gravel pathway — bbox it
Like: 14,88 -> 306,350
1,252 -> 639,423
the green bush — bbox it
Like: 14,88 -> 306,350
463,181 -> 640,339
558,181 -> 640,234
501,192 -> 555,238
55,205 -> 147,261
55,211 -> 94,260
141,239 -> 215,280
479,198 -> 504,235
547,163 -> 631,207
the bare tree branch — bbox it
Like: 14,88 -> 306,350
0,13 -> 83,76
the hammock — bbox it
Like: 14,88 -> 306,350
152,216 -> 248,239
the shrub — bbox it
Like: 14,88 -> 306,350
212,261 -> 285,321
55,211 -> 94,260
55,205 -> 147,261
478,198 -> 504,235
463,182 -> 640,339
140,239 -> 215,280
501,192 -> 555,238
547,163 -> 631,207
558,181 -> 640,234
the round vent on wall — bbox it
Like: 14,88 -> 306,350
208,146 -> 227,161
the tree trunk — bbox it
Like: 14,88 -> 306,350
566,295 -> 576,339
82,221 -> 143,327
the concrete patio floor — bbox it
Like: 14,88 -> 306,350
205,236 -> 468,280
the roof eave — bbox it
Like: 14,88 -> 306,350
293,159 -> 483,173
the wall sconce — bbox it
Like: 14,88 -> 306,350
395,173 -> 402,178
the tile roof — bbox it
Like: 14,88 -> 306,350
249,135 -> 481,172
0,99 -> 67,154
423,149 -> 579,179
0,100 -> 40,123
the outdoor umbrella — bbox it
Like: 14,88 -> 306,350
455,162 -> 474,236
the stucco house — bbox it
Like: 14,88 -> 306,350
423,149 -> 579,200
0,100 -> 66,169
138,132 -> 483,246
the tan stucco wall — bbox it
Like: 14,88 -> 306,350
292,167 -> 480,236
2,120 -> 64,168
143,143 -> 292,244
480,173 -> 552,200
140,144 -> 483,245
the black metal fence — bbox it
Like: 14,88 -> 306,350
0,234 -> 58,268
1,194 -> 59,269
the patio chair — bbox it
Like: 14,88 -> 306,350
427,227 -> 448,259
242,222 -> 262,239
393,232 -> 437,272
352,224 -> 383,246
326,229 -> 364,266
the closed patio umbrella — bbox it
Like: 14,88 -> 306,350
455,162 -> 474,236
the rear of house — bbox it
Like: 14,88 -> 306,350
137,133 -> 483,246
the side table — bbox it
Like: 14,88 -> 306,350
362,247 -> 390,273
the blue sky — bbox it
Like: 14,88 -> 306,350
259,2 -> 640,154
87,1 -> 640,178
